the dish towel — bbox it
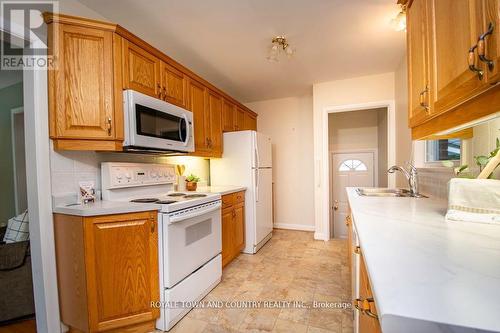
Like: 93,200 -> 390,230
445,178 -> 500,224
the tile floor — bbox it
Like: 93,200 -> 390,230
164,229 -> 353,333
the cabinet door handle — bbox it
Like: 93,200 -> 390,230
353,298 -> 363,312
354,246 -> 361,254
163,86 -> 167,100
151,221 -> 155,233
468,45 -> 484,80
478,22 -> 495,70
157,83 -> 163,99
419,86 -> 430,114
107,117 -> 112,136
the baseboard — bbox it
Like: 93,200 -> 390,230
314,232 -> 329,241
273,223 -> 315,232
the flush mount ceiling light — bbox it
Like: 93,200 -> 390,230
391,3 -> 407,32
267,35 -> 294,62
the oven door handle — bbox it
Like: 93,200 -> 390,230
168,202 -> 221,224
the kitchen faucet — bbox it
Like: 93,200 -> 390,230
387,163 -> 419,196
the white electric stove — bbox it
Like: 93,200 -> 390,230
101,162 -> 222,331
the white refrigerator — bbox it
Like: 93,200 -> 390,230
210,130 -> 273,254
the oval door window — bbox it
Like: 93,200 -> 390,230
338,159 -> 368,171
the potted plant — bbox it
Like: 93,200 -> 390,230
185,174 -> 200,191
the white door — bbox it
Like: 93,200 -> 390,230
331,152 -> 375,238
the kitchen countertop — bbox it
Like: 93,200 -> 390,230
346,187 -> 500,333
195,185 -> 246,195
52,186 -> 246,216
53,200 -> 160,217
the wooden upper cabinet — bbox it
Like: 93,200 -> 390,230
45,14 -> 123,151
243,111 -> 257,131
161,61 -> 187,108
429,0 -> 487,115
222,99 -> 236,132
122,39 -> 161,98
45,13 -> 257,151
407,0 -> 432,126
206,90 -> 223,156
482,0 -> 500,83
235,107 -> 245,131
187,78 -> 209,153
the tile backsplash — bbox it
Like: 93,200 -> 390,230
50,144 -> 210,197
417,168 -> 454,199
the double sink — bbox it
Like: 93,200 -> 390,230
356,188 -> 427,198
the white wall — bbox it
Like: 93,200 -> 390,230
58,0 -> 106,19
377,109 -> 388,187
245,95 -> 315,231
394,56 -> 413,187
313,72 -> 396,239
328,109 -> 380,151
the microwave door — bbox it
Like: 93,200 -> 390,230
134,104 -> 187,150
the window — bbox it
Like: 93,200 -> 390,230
425,139 -> 461,163
338,159 -> 368,171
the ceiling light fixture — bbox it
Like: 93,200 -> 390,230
391,3 -> 407,32
267,35 -> 294,62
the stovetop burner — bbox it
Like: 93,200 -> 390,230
130,198 -> 159,203
184,194 -> 207,198
156,200 -> 177,204
168,193 -> 186,197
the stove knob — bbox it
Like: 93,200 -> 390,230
151,172 -> 157,178
116,173 -> 123,180
125,173 -> 131,179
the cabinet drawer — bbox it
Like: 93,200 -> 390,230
222,194 -> 234,209
234,191 -> 245,203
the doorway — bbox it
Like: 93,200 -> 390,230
328,107 -> 390,238
11,107 -> 27,215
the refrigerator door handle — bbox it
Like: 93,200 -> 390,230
255,167 -> 259,202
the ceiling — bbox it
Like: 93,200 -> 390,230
78,0 -> 405,102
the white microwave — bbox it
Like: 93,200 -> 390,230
123,89 -> 194,153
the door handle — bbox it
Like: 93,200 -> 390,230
468,44 -> 484,80
157,83 -> 163,99
478,22 -> 495,70
107,117 -> 112,136
333,200 -> 339,211
418,86 -> 430,114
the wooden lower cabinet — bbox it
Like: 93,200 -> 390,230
221,191 -> 245,267
358,253 -> 382,333
53,211 -> 159,333
348,212 -> 382,333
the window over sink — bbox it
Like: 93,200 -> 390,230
425,139 -> 461,164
